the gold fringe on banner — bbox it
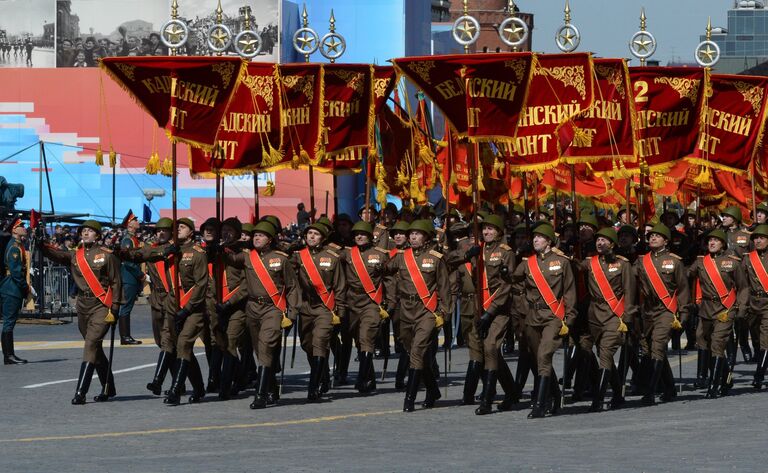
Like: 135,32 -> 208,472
160,156 -> 173,176
95,145 -> 104,166
109,147 -> 117,168
262,180 -> 275,196
145,152 -> 160,174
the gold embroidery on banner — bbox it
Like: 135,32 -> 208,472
504,60 -> 527,82
212,62 -> 236,88
595,64 -> 625,99
282,75 -> 315,103
115,63 -> 136,81
374,78 -> 391,98
534,65 -> 586,100
731,80 -> 764,116
242,73 -> 274,110
653,77 -> 700,103
406,61 -> 436,85
327,69 -> 364,95
572,127 -> 594,147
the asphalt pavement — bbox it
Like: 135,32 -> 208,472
0,304 -> 765,472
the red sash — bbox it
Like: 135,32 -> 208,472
168,260 -> 195,308
700,254 -> 736,309
130,236 -> 140,247
749,251 -> 768,293
527,256 -> 565,319
299,248 -> 336,311
642,253 -> 678,314
350,246 -> 383,305
389,248 -> 398,258
75,246 -> 113,308
480,247 -> 498,311
208,261 -> 240,303
404,248 -> 438,312
589,256 -> 625,318
154,260 -> 170,293
248,250 -> 287,311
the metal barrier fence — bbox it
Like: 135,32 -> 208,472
22,264 -> 76,318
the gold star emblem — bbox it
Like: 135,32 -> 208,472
457,20 -> 477,41
698,44 -> 717,63
633,35 -> 653,53
297,32 -> 315,51
211,28 -> 229,48
164,24 -> 185,44
324,37 -> 341,53
503,23 -> 524,43
559,28 -> 575,47
239,34 -> 259,52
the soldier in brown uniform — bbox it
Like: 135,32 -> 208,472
40,220 -> 122,404
737,224 -> 768,390
471,215 -> 521,415
200,217 -> 221,393
386,221 -> 411,388
580,227 -> 635,412
510,224 -> 535,401
387,219 -> 451,412
721,206 -> 754,364
635,224 -> 690,405
688,229 -> 745,398
211,218 -> 247,401
224,221 -> 299,408
514,222 -> 576,418
292,223 -> 346,401
342,221 -> 390,393
162,218 -> 210,405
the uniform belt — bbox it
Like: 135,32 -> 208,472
401,294 -> 422,302
461,293 -> 475,298
533,302 -> 550,310
77,289 -> 96,298
250,296 -> 271,305
701,295 -> 721,302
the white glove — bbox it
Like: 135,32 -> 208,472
29,286 -> 37,298
145,274 -> 152,284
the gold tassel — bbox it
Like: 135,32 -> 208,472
145,152 -> 160,175
434,313 -> 444,329
300,148 -> 313,166
331,312 -> 341,325
291,152 -> 300,170
160,156 -> 174,177
270,145 -> 284,165
572,127 -> 594,148
653,172 -> 664,190
418,143 -> 434,164
477,162 -> 486,192
693,166 -> 711,185
261,147 -> 271,167
104,309 -> 116,324
95,145 -> 104,166
376,162 -> 389,208
716,311 -> 729,323
409,175 -> 426,204
280,314 -> 293,329
617,319 -> 628,333
379,306 -> 390,320
670,315 -> 683,331
109,147 -> 117,168
262,180 -> 275,196
558,319 -> 569,337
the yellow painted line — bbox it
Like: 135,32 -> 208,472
17,339 -> 201,351
0,409 -> 402,443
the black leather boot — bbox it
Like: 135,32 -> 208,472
357,352 -> 376,393
147,351 -> 171,396
528,375 -> 549,419
737,321 -> 753,363
250,366 -> 271,409
187,356 -> 206,403
395,353 -> 409,390
93,359 -> 116,402
475,370 -> 497,415
752,349 -> 768,390
641,359 -> 664,405
514,352 -> 531,400
721,356 -> 735,396
461,360 -> 482,405
706,356 -> 725,398
497,359 -> 520,411
563,345 -> 577,389
609,364 -> 625,409
694,349 -> 709,389
206,347 -> 222,393
2,332 -> 27,364
660,358 -> 677,402
548,369 -> 562,415
355,351 -> 371,392
218,352 -> 236,400
422,364 -> 441,408
165,359 -> 189,405
119,315 -> 142,345
72,362 -> 95,405
307,356 -> 325,402
403,368 -> 420,412
589,368 -> 610,412
267,355 -> 280,404
572,352 -> 590,402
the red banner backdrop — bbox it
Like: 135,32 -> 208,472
100,56 -> 245,151
278,63 -> 325,170
376,104 -> 415,200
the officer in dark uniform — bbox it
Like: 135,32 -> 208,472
0,219 -> 30,364
117,210 -> 143,345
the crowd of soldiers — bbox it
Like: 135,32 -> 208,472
2,199 -> 767,418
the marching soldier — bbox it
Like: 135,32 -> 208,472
162,218 -> 209,405
224,221 -> 299,408
342,221 -> 390,393
688,229 -> 745,398
737,224 -> 768,390
510,224 -> 534,401
514,222 -> 576,418
117,210 -> 143,345
386,220 -> 411,388
636,224 -> 691,405
387,219 -> 450,412
0,219 -> 30,364
200,217 -> 221,393
471,214 -> 520,415
722,206 -> 756,364
40,220 -> 122,404
580,227 -> 635,411
292,223 -> 346,402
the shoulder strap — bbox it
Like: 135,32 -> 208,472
404,248 -> 438,312
702,254 -> 736,309
527,255 -> 565,319
75,246 -> 113,308
749,251 -> 768,292
589,256 -> 625,318
248,250 -> 286,311
350,246 -> 383,305
642,253 -> 678,313
299,248 -> 336,311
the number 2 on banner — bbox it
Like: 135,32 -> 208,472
634,80 -> 649,103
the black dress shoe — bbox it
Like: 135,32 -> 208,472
120,336 -> 142,345
4,355 -> 28,365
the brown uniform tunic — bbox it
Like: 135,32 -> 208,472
125,241 -> 171,348
43,243 -> 122,364
737,249 -> 768,349
635,248 -> 690,361
478,240 -> 516,371
688,253 -> 744,357
292,245 -> 346,358
515,249 -> 577,376
386,246 -> 451,370
580,254 -> 635,369
341,244 -> 390,353
449,244 -> 482,363
726,226 -> 752,258
166,240 -> 209,361
206,248 -> 247,356
225,247 -> 299,366
373,224 -> 391,250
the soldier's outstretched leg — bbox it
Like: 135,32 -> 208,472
706,356 -> 726,398
496,359 -> 520,411
72,362 -> 95,405
461,360 -> 482,405
641,359 -> 664,405
307,356 -> 325,402
528,374 -> 549,419
737,320 -> 754,363
694,349 -> 709,389
187,356 -> 206,403
475,370 -> 496,415
395,353 -> 410,390
165,359 -> 189,406
147,351 -> 172,396
93,349 -> 116,402
421,362 -> 441,409
403,368 -> 421,413
589,367 -> 611,412
251,366 -> 273,409
609,365 -> 625,409
219,352 -> 237,400
660,358 -> 677,402
206,347 -> 223,393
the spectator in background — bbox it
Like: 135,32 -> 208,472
297,202 -> 314,230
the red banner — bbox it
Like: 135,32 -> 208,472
502,53 -> 594,171
560,58 -> 635,164
100,56 -> 245,151
376,104 -> 415,199
541,163 -> 609,197
630,66 -> 706,169
188,63 -> 281,177
278,63 -> 325,170
686,73 -> 768,173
